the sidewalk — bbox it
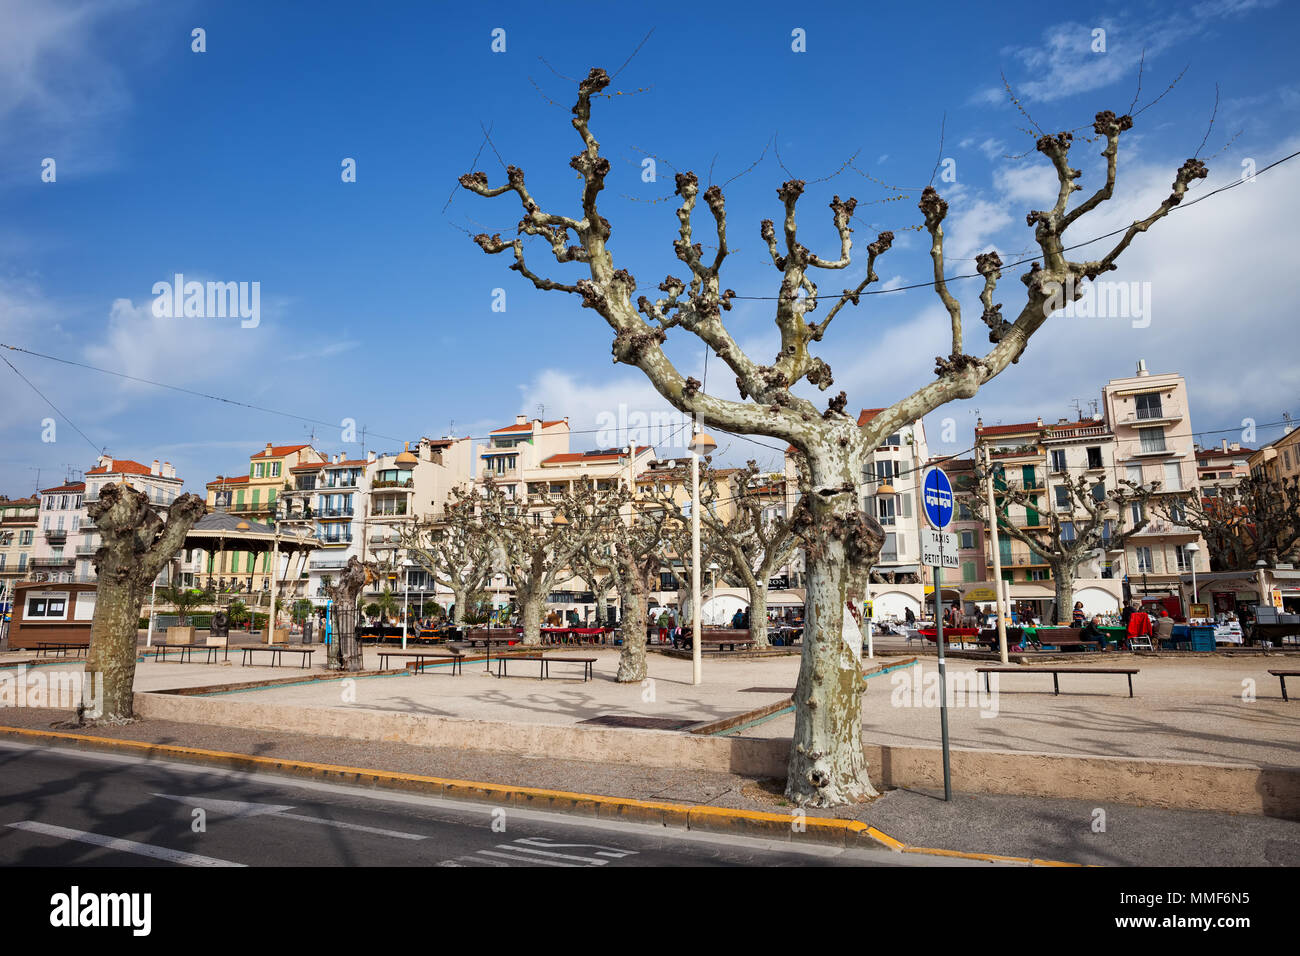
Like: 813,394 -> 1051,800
2,706 -> 1295,866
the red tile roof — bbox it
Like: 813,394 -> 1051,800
491,420 -> 567,434
86,459 -> 157,477
1197,448 -> 1254,460
541,446 -> 650,466
39,482 -> 85,494
857,408 -> 885,427
976,418 -> 1107,438
206,475 -> 250,487
251,444 -> 311,459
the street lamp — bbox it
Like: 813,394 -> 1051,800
688,427 -> 717,686
1185,541 -> 1201,613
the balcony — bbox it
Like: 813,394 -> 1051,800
43,529 -> 67,543
32,556 -> 74,567
317,507 -> 355,518
1133,520 -> 1195,536
1118,400 -> 1183,426
75,544 -> 99,555
1127,443 -> 1179,459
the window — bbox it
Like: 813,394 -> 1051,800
1135,546 -> 1154,572
26,595 -> 68,619
880,533 -> 898,562
962,561 -> 977,583
1135,393 -> 1164,420
877,496 -> 896,526
1175,545 -> 1193,572
1102,520 -> 1114,547
1138,426 -> 1167,453
1091,481 -> 1106,503
1126,463 -> 1143,486
74,494 -> 82,508
1163,462 -> 1182,491
958,501 -> 973,520
1130,502 -> 1144,525
959,530 -> 975,549
1050,449 -> 1067,473
271,462 -> 281,477
1054,485 -> 1071,511
71,516 -> 80,532
19,530 -> 33,546
1028,569 -> 1051,581
884,433 -> 901,447
253,462 -> 265,478
1086,446 -> 1103,469
1061,521 -> 1076,542
1168,499 -> 1187,525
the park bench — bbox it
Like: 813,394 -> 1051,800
1268,670 -> 1298,702
976,666 -> 1139,698
379,649 -> 464,676
696,629 -> 756,652
1031,627 -> 1104,651
34,641 -> 89,658
460,629 -> 520,649
238,645 -> 316,668
151,642 -> 223,664
495,653 -> 596,681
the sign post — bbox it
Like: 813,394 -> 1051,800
921,466 -> 955,802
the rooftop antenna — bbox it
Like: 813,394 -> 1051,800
1284,411 -> 1295,435
536,403 -> 545,421
1068,399 -> 1083,421
1089,399 -> 1099,419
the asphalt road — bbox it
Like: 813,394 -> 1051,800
0,741 -> 945,868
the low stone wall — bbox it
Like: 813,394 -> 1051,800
135,690 -> 1300,820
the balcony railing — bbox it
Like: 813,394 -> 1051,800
32,556 -> 74,567
43,529 -> 67,542
317,507 -> 354,518
1119,400 -> 1183,426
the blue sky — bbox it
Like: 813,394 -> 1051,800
1,0 -> 1297,494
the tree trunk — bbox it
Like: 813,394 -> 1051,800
451,584 -> 467,625
1052,565 -> 1076,626
520,593 -> 543,646
86,579 -> 144,721
749,585 -> 770,648
615,570 -> 648,682
785,446 -> 880,807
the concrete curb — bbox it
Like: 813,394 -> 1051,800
0,724 -> 1079,865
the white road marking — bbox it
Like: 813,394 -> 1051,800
493,844 -> 610,864
8,821 -> 245,867
477,849 -> 576,867
152,792 -> 426,840
516,837 -> 637,859
278,812 -> 425,840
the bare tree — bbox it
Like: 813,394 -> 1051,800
977,472 -> 1156,621
609,500 -> 674,682
86,484 -> 205,721
398,487 -> 496,625
479,477 -> 625,645
1155,476 -> 1300,571
648,460 -> 797,645
460,67 -> 1206,806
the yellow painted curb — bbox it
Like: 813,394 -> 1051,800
0,725 -> 1083,864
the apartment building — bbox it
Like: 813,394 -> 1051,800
0,495 -> 40,601
30,482 -> 84,584
205,442 -> 326,592
1249,425 -> 1300,484
855,409 -> 931,584
1196,440 -> 1254,497
1101,361 -> 1207,599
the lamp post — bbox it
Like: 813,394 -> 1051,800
688,426 -> 717,686
1185,541 -> 1201,615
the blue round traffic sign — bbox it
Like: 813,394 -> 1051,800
921,467 -> 954,530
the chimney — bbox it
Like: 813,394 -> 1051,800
1136,359 -> 1149,376
976,417 -> 984,430
1035,416 -> 1043,427
515,415 -> 527,426
1222,439 -> 1228,453
152,459 -> 160,476
265,442 -> 273,457
1058,418 -> 1069,425
367,451 -> 377,463
163,462 -> 174,478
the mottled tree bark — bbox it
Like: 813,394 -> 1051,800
86,484 -> 205,721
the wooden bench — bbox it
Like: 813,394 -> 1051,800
672,629 -> 755,652
378,649 -> 463,676
34,641 -> 89,658
460,629 -> 520,649
238,645 -> 316,668
495,654 -> 596,681
151,642 -> 222,664
976,666 -> 1139,697
1268,670 -> 1298,702
1031,627 -> 1103,651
